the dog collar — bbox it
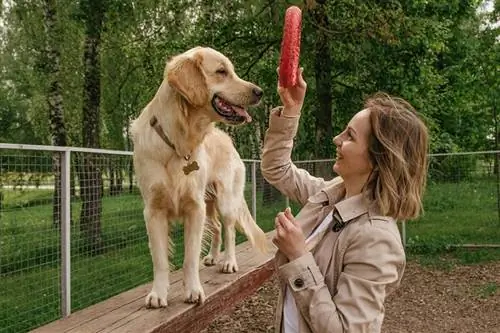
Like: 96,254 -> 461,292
149,116 -> 199,175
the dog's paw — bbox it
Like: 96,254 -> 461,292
202,254 -> 217,266
220,258 -> 238,273
184,285 -> 206,304
145,290 -> 168,308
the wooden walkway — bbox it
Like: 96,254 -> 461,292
31,233 -> 276,333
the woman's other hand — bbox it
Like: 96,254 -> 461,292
273,207 -> 307,260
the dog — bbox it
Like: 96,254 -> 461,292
130,46 -> 268,308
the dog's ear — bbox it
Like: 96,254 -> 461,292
166,55 -> 208,107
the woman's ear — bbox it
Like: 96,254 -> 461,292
166,54 -> 208,107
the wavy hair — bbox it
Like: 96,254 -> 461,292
364,93 -> 429,220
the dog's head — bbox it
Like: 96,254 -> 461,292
165,47 -> 263,125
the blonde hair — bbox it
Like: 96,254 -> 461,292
364,92 -> 429,220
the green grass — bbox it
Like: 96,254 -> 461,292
2,189 -> 54,209
407,248 -> 500,271
476,282 -> 498,299
0,176 -> 499,333
0,191 -> 153,332
404,177 -> 500,265
409,178 -> 498,243
403,177 -> 500,267
0,187 -> 287,333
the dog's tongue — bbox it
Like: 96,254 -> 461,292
233,105 -> 252,123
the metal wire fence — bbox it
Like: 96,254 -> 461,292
0,143 -> 498,333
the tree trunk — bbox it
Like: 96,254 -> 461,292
79,1 -> 105,254
494,104 -> 498,176
109,161 -> 123,196
310,1 -> 333,160
42,0 -> 67,229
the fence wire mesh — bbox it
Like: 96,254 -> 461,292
0,145 -> 498,333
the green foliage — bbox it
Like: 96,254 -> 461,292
428,153 -> 479,182
0,0 -> 497,157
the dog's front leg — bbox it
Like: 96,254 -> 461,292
221,217 -> 238,273
183,201 -> 206,304
144,208 -> 170,308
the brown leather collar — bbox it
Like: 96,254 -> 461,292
149,116 -> 176,152
149,116 -> 200,175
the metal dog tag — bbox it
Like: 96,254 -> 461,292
183,161 -> 199,175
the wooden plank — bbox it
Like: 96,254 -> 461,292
29,272 -> 183,333
30,232 -> 276,333
105,250 -> 274,333
96,240 -> 271,333
85,246 -> 261,333
155,258 -> 274,333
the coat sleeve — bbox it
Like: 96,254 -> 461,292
260,106 -> 328,206
278,224 -> 405,333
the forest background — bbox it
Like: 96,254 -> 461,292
0,0 -> 498,160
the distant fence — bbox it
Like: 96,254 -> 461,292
0,143 -> 498,333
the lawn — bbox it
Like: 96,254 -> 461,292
0,187 -> 286,333
0,176 -> 498,333
406,177 -> 499,250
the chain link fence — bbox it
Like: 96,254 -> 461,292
0,143 -> 498,333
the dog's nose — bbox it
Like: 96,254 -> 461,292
252,87 -> 263,99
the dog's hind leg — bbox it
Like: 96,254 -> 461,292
182,199 -> 207,304
144,206 -> 170,308
202,199 -> 222,266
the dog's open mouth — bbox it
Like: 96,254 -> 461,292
211,95 -> 252,123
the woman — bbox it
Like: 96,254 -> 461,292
261,67 -> 429,333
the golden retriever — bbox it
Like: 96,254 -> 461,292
130,46 -> 267,308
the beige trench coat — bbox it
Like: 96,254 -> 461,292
261,107 -> 406,333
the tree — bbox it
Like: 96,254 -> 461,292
42,0 -> 67,227
77,0 -> 108,253
307,0 -> 333,160
1,0 -> 497,182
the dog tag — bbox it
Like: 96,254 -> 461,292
183,160 -> 199,175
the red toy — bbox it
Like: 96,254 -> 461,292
278,6 -> 302,88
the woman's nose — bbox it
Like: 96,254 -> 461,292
333,135 -> 342,147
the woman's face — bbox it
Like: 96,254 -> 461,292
333,108 -> 374,182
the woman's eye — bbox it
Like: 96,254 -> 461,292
216,68 -> 227,75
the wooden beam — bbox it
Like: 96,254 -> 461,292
31,233 -> 276,333
155,256 -> 274,333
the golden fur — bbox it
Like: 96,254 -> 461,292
130,47 -> 267,308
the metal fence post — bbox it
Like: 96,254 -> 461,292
401,221 -> 406,248
60,150 -> 71,317
251,161 -> 257,222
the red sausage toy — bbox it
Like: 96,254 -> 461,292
278,6 -> 302,88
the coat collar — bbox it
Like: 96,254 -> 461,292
322,177 -> 376,223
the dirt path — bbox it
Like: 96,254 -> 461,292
202,261 -> 500,333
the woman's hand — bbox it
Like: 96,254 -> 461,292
277,67 -> 307,117
272,207 -> 307,261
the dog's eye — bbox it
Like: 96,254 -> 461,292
216,68 -> 227,76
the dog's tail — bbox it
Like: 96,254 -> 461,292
235,198 -> 269,254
